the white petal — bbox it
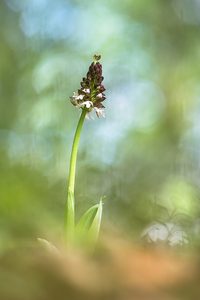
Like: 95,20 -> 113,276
97,93 -> 103,98
94,107 -> 105,118
76,94 -> 84,100
80,101 -> 93,108
70,97 -> 78,106
86,111 -> 94,120
83,88 -> 90,94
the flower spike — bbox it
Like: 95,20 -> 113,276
70,55 -> 106,118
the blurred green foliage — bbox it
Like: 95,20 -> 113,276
1,0 -> 200,247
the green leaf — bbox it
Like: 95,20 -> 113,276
88,200 -> 103,244
77,204 -> 99,231
76,200 -> 103,246
37,238 -> 60,255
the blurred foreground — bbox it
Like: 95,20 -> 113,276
0,235 -> 199,300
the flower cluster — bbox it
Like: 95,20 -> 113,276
70,55 -> 106,118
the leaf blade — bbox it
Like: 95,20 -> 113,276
76,200 -> 103,246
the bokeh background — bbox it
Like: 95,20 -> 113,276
1,0 -> 200,248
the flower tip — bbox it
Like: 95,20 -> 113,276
93,54 -> 101,63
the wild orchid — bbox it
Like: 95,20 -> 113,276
64,55 -> 106,246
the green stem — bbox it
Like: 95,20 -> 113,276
64,109 -> 87,241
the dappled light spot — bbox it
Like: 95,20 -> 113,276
142,222 -> 189,246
